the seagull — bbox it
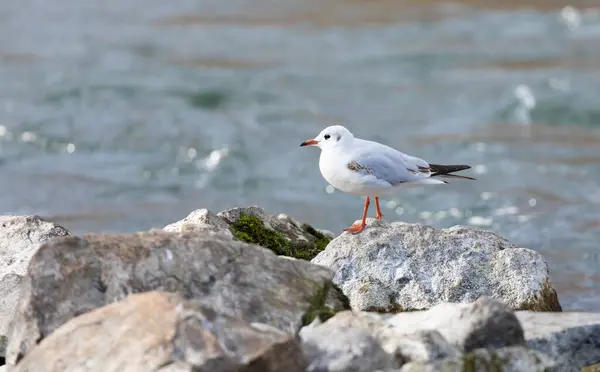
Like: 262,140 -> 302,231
300,125 -> 475,234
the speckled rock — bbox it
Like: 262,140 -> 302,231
516,311 -> 600,372
12,291 -> 307,372
0,216 -> 69,357
6,231 -> 341,365
399,346 -> 556,372
384,297 -> 526,353
311,218 -> 561,312
309,310 -> 460,364
300,324 -> 399,372
163,208 -> 233,238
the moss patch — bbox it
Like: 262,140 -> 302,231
302,224 -> 330,251
302,282 -> 336,326
229,215 -> 330,261
462,351 -> 506,372
230,215 -> 291,256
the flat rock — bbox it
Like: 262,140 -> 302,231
516,311 -> 600,372
0,216 -> 69,357
6,231 -> 342,365
300,323 -> 399,372
399,346 -> 556,372
384,297 -> 525,353
12,291 -> 307,372
308,310 -> 460,364
311,219 -> 561,312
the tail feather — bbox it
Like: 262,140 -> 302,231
429,164 -> 476,180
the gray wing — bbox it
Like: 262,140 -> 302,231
347,139 -> 433,185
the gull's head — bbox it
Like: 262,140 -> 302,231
300,125 -> 354,151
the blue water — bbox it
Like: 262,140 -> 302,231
1,0 -> 600,310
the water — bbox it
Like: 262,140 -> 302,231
1,0 -> 599,310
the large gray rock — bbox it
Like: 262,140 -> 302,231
0,216 -> 69,356
306,310 -> 460,365
399,346 -> 556,372
165,206 -> 333,261
516,311 -> 600,372
12,291 -> 307,372
6,231 -> 344,365
311,219 -> 561,312
385,297 -> 526,353
300,324 -> 399,372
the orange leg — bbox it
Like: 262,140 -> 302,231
344,196 -> 370,234
375,197 -> 384,220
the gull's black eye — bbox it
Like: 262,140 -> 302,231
324,134 -> 331,140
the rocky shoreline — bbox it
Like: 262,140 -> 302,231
0,207 -> 599,371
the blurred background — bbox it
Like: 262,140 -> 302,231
0,0 -> 599,310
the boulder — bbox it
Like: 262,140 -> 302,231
300,324 -> 399,372
298,298 -> 566,371
311,219 -> 561,312
11,291 -> 307,372
399,346 -> 556,372
6,231 -> 347,365
0,216 -> 69,357
384,297 -> 526,353
516,311 -> 600,372
305,310 -> 460,365
165,206 -> 332,260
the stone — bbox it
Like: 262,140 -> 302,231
385,297 -> 525,353
399,346 -> 556,372
516,311 -> 600,372
311,219 -> 561,312
300,323 -> 399,372
310,310 -> 460,364
164,207 -> 332,261
0,216 -> 69,357
11,291 -> 307,372
163,209 -> 232,238
6,231 -> 345,365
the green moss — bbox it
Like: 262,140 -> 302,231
462,352 -> 504,372
331,283 -> 351,310
295,224 -> 331,260
230,215 -> 291,256
302,224 -> 331,251
229,215 -> 330,261
302,283 -> 336,326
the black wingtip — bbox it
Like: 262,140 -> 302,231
429,164 -> 474,179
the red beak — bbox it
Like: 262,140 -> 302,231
300,139 -> 319,147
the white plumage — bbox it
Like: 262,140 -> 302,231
301,125 -> 474,234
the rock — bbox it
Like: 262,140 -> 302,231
163,208 -> 233,238
12,291 -> 307,372
309,310 -> 460,364
7,231 -> 346,365
399,346 -> 556,372
300,324 -> 399,372
385,297 -> 525,353
164,207 -> 332,260
0,216 -> 69,357
516,311 -> 600,372
311,219 -> 561,312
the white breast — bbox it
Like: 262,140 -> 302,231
318,150 -> 393,196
